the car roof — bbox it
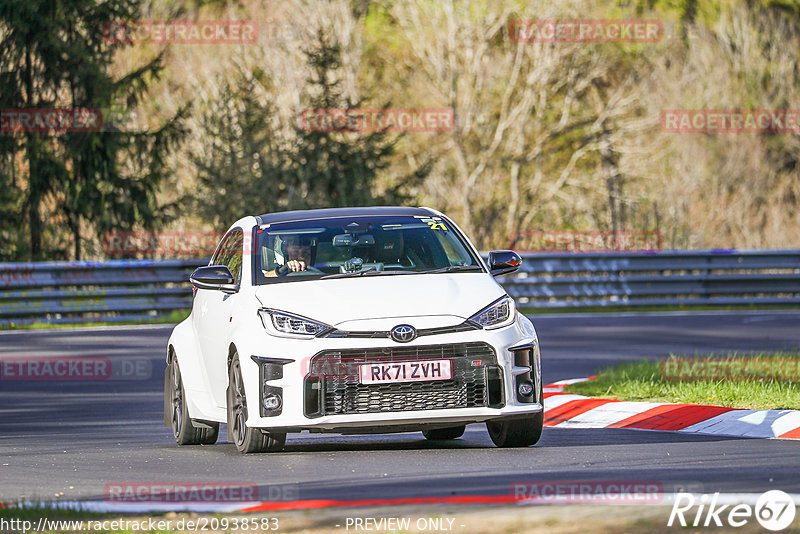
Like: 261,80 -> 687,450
254,206 -> 437,225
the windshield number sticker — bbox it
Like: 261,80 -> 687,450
424,220 -> 447,231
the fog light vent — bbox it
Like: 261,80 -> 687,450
264,393 -> 282,410
251,356 -> 291,417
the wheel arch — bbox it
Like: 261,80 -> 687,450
164,346 -> 174,427
227,343 -> 238,370
167,320 -> 217,421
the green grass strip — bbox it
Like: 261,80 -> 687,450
566,352 -> 800,410
0,310 -> 190,330
518,303 -> 800,314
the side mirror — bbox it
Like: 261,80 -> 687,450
190,265 -> 236,291
488,250 -> 522,277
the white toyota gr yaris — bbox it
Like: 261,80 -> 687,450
165,206 -> 543,453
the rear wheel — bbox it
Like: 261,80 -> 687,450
486,385 -> 544,448
166,355 -> 219,445
227,352 -> 286,454
422,425 -> 466,440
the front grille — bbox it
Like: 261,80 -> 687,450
319,321 -> 479,339
304,342 -> 503,417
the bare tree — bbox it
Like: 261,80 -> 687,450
389,0 -> 653,247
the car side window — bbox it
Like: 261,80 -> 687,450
225,230 -> 244,285
211,233 -> 231,266
211,229 -> 244,285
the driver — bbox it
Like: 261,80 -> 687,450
266,235 -> 313,277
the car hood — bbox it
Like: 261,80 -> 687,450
253,273 -> 505,327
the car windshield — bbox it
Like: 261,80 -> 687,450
253,215 -> 483,284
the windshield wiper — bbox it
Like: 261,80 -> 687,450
419,265 -> 483,274
321,266 -> 479,279
320,269 -> 420,280
320,268 -> 379,279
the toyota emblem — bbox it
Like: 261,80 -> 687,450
390,324 -> 417,343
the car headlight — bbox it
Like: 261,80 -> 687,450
468,296 -> 516,329
258,308 -> 332,338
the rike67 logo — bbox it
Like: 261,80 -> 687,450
669,491 -> 796,531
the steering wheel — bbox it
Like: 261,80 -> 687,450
284,265 -> 324,276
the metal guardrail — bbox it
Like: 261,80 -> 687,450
0,250 -> 798,325
0,259 -> 203,325
505,250 -> 800,309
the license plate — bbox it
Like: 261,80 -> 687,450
359,360 -> 453,384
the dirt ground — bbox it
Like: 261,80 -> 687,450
150,502 -> 799,534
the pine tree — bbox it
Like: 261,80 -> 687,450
289,30 -> 397,209
191,67 -> 290,229
0,0 -> 187,260
190,31 -> 428,224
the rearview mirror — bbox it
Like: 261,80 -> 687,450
190,265 -> 236,291
487,250 -> 522,277
332,233 -> 375,247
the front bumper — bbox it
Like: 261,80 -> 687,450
238,315 -> 542,432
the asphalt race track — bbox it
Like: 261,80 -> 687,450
1,311 -> 799,504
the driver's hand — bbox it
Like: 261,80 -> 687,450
286,260 -> 306,272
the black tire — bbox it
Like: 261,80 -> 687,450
226,353 -> 286,454
486,385 -> 544,448
166,355 -> 219,445
423,425 -> 466,440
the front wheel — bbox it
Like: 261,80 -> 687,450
166,354 -> 219,445
226,353 -> 286,453
486,386 -> 544,448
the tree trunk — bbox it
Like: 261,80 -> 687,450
25,48 -> 42,260
682,0 -> 698,43
71,213 -> 81,260
599,127 -> 625,250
